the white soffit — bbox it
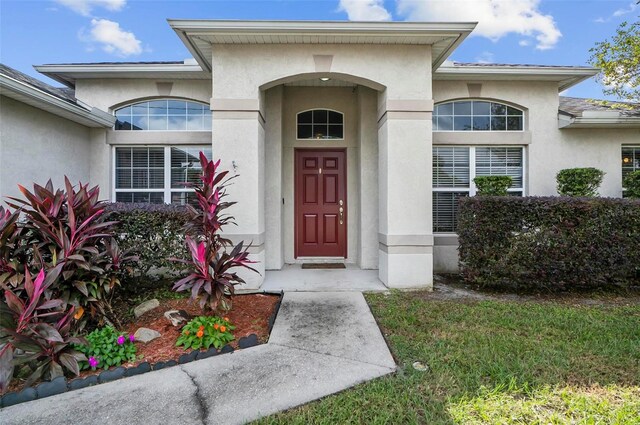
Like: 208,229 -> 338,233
168,20 -> 477,72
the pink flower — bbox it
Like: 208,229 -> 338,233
129,334 -> 135,342
117,335 -> 125,345
88,357 -> 99,368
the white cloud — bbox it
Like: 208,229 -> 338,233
594,2 -> 637,23
88,18 -> 142,56
55,0 -> 126,16
475,51 -> 494,63
613,2 -> 638,17
339,0 -> 391,21
396,0 -> 562,50
518,39 -> 531,47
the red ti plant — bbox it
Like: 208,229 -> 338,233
0,266 -> 87,393
172,153 -> 258,312
0,206 -> 25,286
4,178 -> 136,325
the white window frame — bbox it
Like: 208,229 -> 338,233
622,145 -> 640,195
433,99 -> 526,133
112,145 -> 211,204
113,99 -> 212,132
296,108 -> 345,141
433,145 -> 527,234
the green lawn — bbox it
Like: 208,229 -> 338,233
256,291 -> 640,424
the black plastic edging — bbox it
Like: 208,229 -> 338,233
1,292 -> 283,409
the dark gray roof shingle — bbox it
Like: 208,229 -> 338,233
559,96 -> 640,117
0,63 -> 77,105
451,62 -> 593,69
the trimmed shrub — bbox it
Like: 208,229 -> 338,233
458,196 -> 640,291
474,176 -> 513,196
623,170 -> 640,198
556,167 -> 605,197
104,203 -> 190,276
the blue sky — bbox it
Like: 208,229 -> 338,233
0,0 -> 638,100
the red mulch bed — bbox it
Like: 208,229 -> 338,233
121,293 -> 279,365
4,293 -> 280,395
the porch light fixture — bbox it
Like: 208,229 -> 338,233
319,77 -> 331,81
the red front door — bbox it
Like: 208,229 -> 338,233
295,149 -> 347,258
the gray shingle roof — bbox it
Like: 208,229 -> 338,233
0,63 -> 77,105
39,61 -> 185,66
559,96 -> 640,118
451,62 -> 592,69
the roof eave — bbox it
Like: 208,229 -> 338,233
435,66 -> 599,91
167,19 -> 477,73
0,74 -> 115,128
559,115 -> 640,129
33,63 -> 207,88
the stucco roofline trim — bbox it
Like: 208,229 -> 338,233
33,63 -> 207,87
434,65 -> 598,91
0,74 -> 115,128
168,19 -> 477,73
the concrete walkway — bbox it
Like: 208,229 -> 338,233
0,292 -> 396,425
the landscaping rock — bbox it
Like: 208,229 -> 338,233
125,362 -> 151,377
2,387 -> 37,407
165,360 -> 178,367
133,299 -> 159,318
35,376 -> 68,398
178,351 -> 198,364
98,367 -> 126,383
153,361 -> 165,370
164,309 -> 191,327
69,375 -> 98,391
238,334 -> 259,349
133,327 -> 161,343
220,345 -> 234,354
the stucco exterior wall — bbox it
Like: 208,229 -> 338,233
74,78 -> 212,111
0,95 -> 91,202
431,80 -> 640,273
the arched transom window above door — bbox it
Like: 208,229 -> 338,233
297,109 -> 344,139
114,99 -> 212,131
433,100 -> 524,132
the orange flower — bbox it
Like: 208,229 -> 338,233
196,330 -> 204,338
220,325 -> 226,333
198,325 -> 205,331
73,306 -> 84,320
223,317 -> 229,322
185,330 -> 190,336
214,324 -> 220,330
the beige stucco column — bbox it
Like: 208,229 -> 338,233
210,97 -> 266,289
378,99 -> 434,289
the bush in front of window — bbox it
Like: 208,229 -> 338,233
104,202 -> 190,277
458,196 -> 640,291
473,176 -> 513,196
556,167 -> 605,197
623,170 -> 640,198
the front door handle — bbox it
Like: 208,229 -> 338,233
339,206 -> 344,224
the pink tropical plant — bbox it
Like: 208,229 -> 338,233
0,266 -> 87,392
172,153 -> 258,312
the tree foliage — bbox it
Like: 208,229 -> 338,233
590,15 -> 640,101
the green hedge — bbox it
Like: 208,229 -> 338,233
458,196 -> 640,291
104,203 -> 190,277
